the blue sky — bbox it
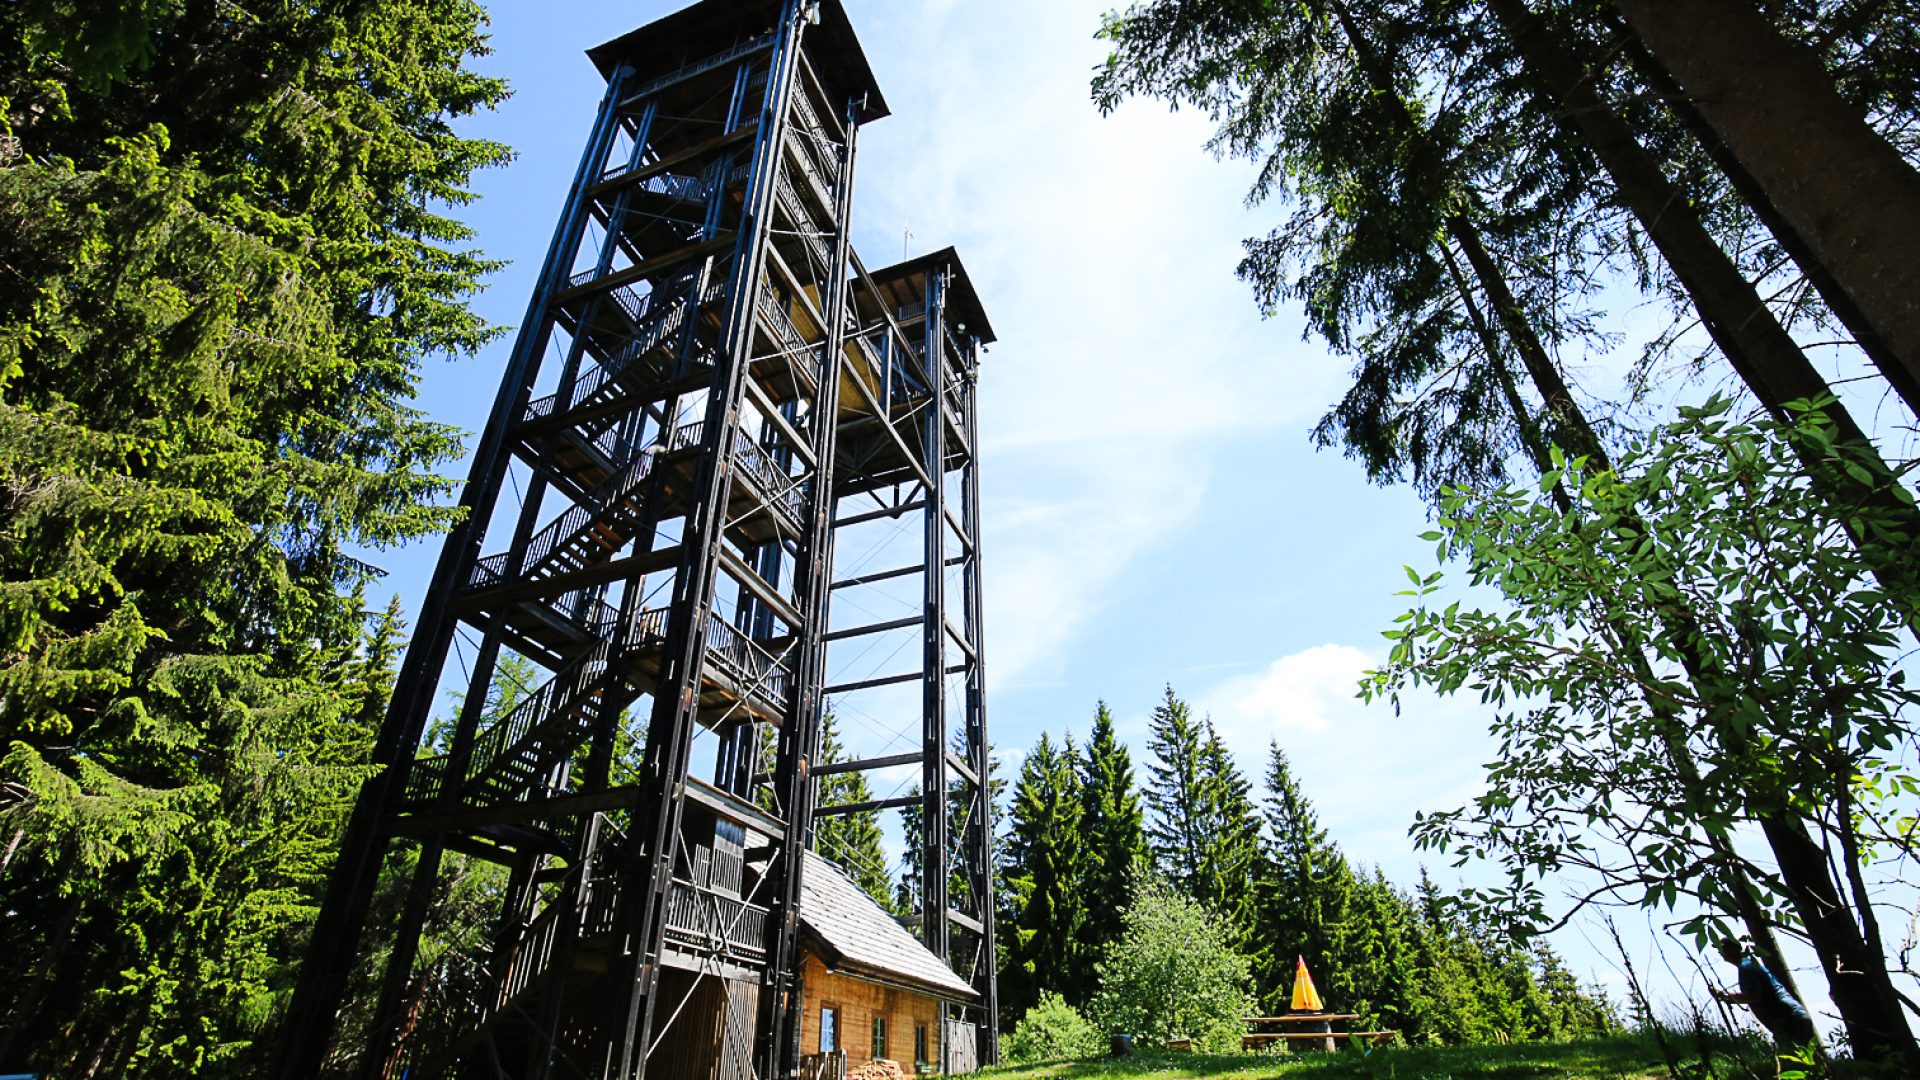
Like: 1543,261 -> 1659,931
372,0 -> 1857,1017
406,0 -> 1476,869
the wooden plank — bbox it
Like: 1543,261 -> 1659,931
742,375 -> 816,469
822,670 -> 919,695
814,795 -> 919,818
588,126 -> 755,198
1239,1031 -> 1393,1041
812,751 -> 921,777
944,750 -> 978,787
833,499 -> 926,529
394,785 -> 641,837
830,562 -> 921,589
718,545 -> 803,628
798,955 -> 944,1068
822,662 -> 967,697
945,908 -> 985,936
837,353 -> 934,492
942,617 -> 974,659
685,776 -> 789,839
830,555 -> 962,591
824,615 -> 920,642
1243,1014 -> 1361,1023
943,505 -> 974,551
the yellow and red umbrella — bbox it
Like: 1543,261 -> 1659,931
1290,955 -> 1324,1012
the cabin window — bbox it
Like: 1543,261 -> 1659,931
915,1023 -> 928,1066
871,1015 -> 887,1060
820,1006 -> 838,1053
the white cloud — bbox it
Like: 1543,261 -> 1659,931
1194,642 -> 1495,877
1205,644 -> 1379,735
840,0 -> 1344,688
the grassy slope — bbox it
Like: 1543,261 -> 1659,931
979,1036 -> 1694,1080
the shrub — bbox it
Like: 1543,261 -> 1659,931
1002,991 -> 1103,1063
1088,879 -> 1255,1053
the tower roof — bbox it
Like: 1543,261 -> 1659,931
588,0 -> 889,125
868,247 -> 997,345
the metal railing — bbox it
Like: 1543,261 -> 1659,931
404,638 -> 617,805
494,890 -> 568,1012
773,173 -> 836,275
403,600 -> 787,808
788,83 -> 841,187
468,449 -> 660,591
787,143 -> 835,214
700,610 -> 791,706
394,815 -> 629,1075
756,286 -> 823,370
523,276 -> 725,428
618,35 -> 773,112
671,417 -> 810,528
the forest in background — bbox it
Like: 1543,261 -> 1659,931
972,690 -> 1618,1054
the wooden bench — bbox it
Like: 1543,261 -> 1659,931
1240,1031 -> 1398,1049
1239,1014 -> 1396,1052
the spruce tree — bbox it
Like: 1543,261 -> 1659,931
1329,868 -> 1423,1035
0,4 -> 507,1074
1194,722 -> 1261,947
1144,686 -> 1209,891
1144,688 -> 1259,939
1078,702 -> 1146,988
999,733 -> 1089,1023
813,711 -> 893,906
1253,743 -> 1356,1012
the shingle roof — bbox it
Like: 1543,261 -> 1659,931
798,849 -> 978,1002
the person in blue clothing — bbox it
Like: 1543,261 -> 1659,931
1712,939 -> 1817,1057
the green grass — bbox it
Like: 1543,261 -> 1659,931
978,1034 -> 1740,1080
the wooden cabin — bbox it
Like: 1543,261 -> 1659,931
795,850 -> 981,1075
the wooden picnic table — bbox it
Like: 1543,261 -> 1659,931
1239,1014 -> 1396,1052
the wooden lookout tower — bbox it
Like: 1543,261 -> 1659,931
274,0 -> 996,1075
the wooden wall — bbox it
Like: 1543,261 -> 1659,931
648,969 -> 759,1080
796,953 -> 943,1071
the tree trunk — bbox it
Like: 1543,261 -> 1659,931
1490,1 -> 1920,1063
1488,0 -> 1920,630
1760,815 -> 1918,1065
1612,0 -> 1920,419
1437,241 -> 1565,491
1447,218 -> 1607,466
1446,222 -> 1805,999
0,826 -> 23,878
0,893 -> 82,1064
1607,19 -> 1919,413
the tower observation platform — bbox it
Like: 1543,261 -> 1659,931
273,1 -> 996,1076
